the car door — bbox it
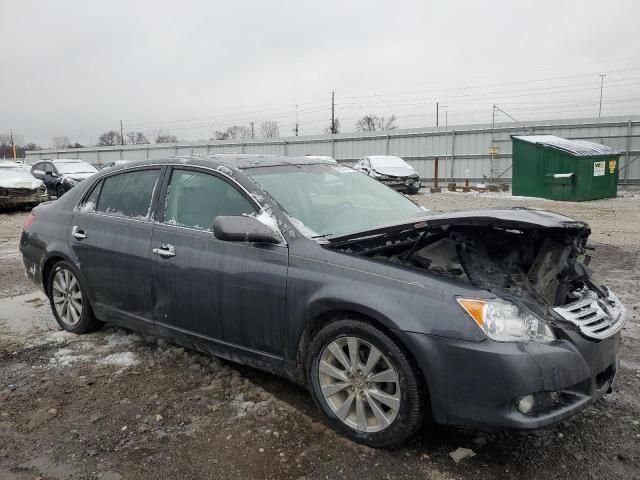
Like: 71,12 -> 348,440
69,167 -> 162,325
150,166 -> 288,360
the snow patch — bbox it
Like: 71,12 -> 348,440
78,201 -> 95,213
105,331 -> 142,349
287,216 -> 318,238
215,165 -> 234,176
50,347 -> 93,366
98,352 -> 139,367
231,393 -> 255,418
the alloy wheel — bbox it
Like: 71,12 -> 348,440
318,336 -> 401,433
52,268 -> 83,325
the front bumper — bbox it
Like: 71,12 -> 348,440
400,329 -> 620,430
0,189 -> 47,208
379,177 -> 421,191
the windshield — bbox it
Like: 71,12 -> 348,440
55,162 -> 97,174
248,164 -> 425,238
369,156 -> 411,169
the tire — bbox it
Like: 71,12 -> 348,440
408,186 -> 420,195
48,261 -> 104,334
55,184 -> 66,198
307,318 -> 424,448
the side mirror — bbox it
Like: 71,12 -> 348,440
213,215 -> 281,244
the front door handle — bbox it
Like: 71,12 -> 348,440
152,244 -> 176,257
71,225 -> 87,240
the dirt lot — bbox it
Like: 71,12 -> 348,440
1,192 -> 639,480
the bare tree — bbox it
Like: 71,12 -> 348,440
149,129 -> 178,144
212,125 -> 252,141
98,130 -> 122,146
156,133 -> 178,143
260,121 -> 280,138
324,118 -> 341,135
355,114 -> 398,132
51,136 -> 71,149
0,133 -> 25,158
69,142 -> 84,148
125,131 -> 149,144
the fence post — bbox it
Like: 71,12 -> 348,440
450,130 -> 456,182
624,120 -> 632,184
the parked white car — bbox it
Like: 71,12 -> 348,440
353,155 -> 421,194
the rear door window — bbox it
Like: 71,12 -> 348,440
162,168 -> 256,231
95,169 -> 160,219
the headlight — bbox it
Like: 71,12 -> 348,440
457,298 -> 555,343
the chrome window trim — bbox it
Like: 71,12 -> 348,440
73,161 -> 288,246
157,164 -> 288,247
73,166 -> 163,223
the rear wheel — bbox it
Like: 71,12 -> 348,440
48,261 -> 103,334
55,184 -> 66,198
307,319 -> 424,447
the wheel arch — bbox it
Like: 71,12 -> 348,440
294,307 -> 432,419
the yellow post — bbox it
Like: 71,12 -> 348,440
12,144 -> 17,159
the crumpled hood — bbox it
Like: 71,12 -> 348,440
372,166 -> 417,178
62,172 -> 94,182
328,208 -> 589,242
0,177 -> 44,190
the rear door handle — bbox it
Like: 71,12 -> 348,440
152,244 -> 176,257
71,225 -> 87,240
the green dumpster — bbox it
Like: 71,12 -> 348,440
511,135 -> 620,201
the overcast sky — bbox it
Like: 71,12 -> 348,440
2,0 -> 639,146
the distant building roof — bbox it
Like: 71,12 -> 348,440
512,135 -> 618,157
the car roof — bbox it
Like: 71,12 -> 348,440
50,158 -> 87,163
110,154 -> 337,171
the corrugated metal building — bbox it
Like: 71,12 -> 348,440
25,115 -> 640,184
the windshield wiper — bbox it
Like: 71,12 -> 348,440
312,233 -> 335,239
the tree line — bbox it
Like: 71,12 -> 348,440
1,114 -> 397,157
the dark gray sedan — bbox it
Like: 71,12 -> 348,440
19,155 -> 625,447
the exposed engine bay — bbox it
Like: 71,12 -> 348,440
326,210 -> 626,339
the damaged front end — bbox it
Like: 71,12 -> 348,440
327,208 -> 626,342
0,186 -> 48,209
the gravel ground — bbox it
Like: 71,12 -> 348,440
1,192 -> 639,480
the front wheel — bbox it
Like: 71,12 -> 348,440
408,185 -> 420,195
55,184 -> 66,198
307,319 -> 424,448
48,261 -> 103,334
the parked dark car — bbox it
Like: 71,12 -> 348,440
353,155 -> 421,194
20,155 -> 625,447
31,159 -> 97,198
0,161 -> 48,209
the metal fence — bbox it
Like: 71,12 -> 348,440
25,115 -> 640,184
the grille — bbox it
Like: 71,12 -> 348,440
553,288 -> 626,340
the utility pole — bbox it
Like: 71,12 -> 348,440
598,73 -> 606,119
436,102 -> 439,127
294,104 -> 299,136
331,91 -> 335,134
250,122 -> 255,139
120,120 -> 125,145
10,129 -> 16,159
